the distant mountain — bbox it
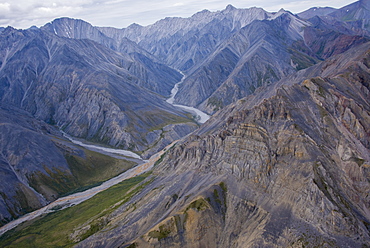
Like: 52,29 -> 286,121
175,10 -> 312,113
174,8 -> 368,114
42,18 -> 181,97
43,4 -> 370,116
329,0 -> 370,22
99,4 -> 368,115
99,5 -> 271,73
303,15 -> 369,59
297,7 -> 337,19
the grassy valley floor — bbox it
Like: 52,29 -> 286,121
0,172 -> 152,247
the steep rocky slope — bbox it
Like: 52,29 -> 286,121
0,24 -> 198,225
174,7 -> 369,114
329,0 -> 370,25
99,5 -> 271,73
0,27 -> 195,152
75,42 -> 370,248
175,11 -> 310,113
42,18 -> 180,97
42,2 -> 370,117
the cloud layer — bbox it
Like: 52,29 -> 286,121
0,0 -> 356,29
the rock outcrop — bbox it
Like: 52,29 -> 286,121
76,42 -> 370,248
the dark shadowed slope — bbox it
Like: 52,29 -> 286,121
0,105 -> 139,226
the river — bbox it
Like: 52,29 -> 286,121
0,71 -> 208,236
0,140 -> 174,236
62,132 -> 144,162
166,71 -> 210,124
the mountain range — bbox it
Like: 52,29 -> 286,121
41,2 -> 370,115
0,0 -> 369,247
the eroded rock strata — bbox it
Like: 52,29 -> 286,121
77,42 -> 370,248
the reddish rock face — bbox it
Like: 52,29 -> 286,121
304,24 -> 368,59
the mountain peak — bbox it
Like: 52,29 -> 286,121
269,8 -> 293,20
191,9 -> 212,18
127,23 -> 143,28
50,17 -> 86,25
225,4 -> 236,11
28,25 -> 38,30
42,17 -> 96,38
3,26 -> 16,32
328,0 -> 370,21
297,7 -> 336,19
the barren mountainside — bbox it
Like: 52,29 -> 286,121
0,27 -> 195,151
77,41 -> 370,248
0,1 -> 369,247
0,26 -> 196,224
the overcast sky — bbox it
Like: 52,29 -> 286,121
0,0 -> 357,29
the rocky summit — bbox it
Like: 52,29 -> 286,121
0,1 -> 369,247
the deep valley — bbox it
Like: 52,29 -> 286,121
0,1 -> 369,247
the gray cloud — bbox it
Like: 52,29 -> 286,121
0,0 -> 356,29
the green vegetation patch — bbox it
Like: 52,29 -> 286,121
207,96 -> 224,112
65,148 -> 137,192
310,77 -> 327,98
28,146 -> 137,201
127,109 -> 195,136
126,243 -> 138,248
219,182 -> 227,193
148,224 -> 172,241
352,157 -> 365,167
0,172 -> 152,248
205,182 -> 228,220
316,104 -> 328,118
186,198 -> 209,212
288,47 -> 319,70
213,182 -> 227,206
292,233 -> 337,247
28,167 -> 79,200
